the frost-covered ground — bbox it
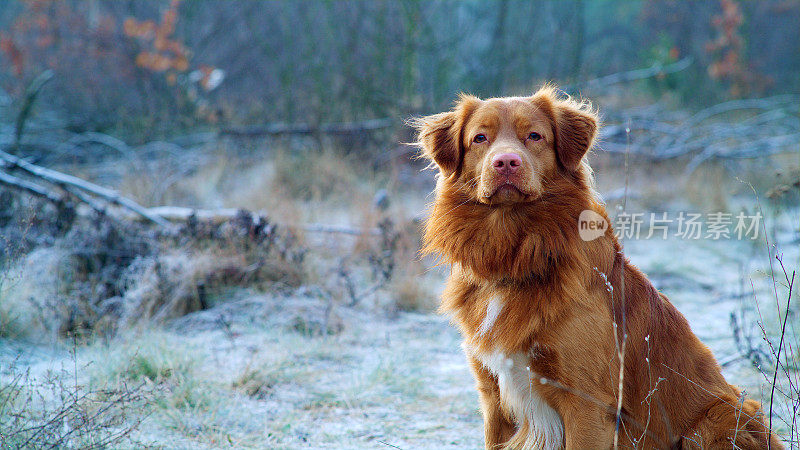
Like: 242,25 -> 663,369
1,147 -> 797,450
3,205 -> 796,449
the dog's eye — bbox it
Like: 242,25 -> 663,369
473,134 -> 487,144
528,132 -> 542,142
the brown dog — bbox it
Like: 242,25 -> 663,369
414,86 -> 783,449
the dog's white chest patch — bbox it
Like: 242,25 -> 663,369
466,345 -> 564,450
478,296 -> 504,336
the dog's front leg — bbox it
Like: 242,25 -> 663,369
560,402 -> 615,449
468,356 -> 515,449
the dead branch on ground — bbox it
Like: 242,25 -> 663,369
0,169 -> 64,204
0,149 -> 171,227
597,94 -> 798,165
139,206 -> 381,236
220,117 -> 393,138
568,57 -> 694,92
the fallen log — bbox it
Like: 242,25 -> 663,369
0,160 -> 382,236
0,169 -> 63,203
599,132 -> 800,161
0,149 -> 171,228
141,206 -> 381,236
562,57 -> 693,94
143,206 -> 244,224
597,93 -> 798,162
220,117 -> 393,137
584,57 -> 693,90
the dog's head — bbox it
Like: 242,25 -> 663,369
415,86 -> 598,206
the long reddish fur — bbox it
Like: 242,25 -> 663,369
417,87 -> 783,449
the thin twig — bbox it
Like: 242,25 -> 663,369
768,257 -> 794,450
613,122 -> 632,450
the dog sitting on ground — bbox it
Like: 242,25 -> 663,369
413,86 -> 783,449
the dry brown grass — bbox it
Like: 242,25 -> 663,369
391,271 -> 435,312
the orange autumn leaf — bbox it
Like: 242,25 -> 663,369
123,0 -> 195,86
124,18 -> 155,39
172,55 -> 188,71
153,35 -> 166,51
135,51 -> 172,72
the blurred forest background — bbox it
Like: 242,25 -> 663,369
0,1 -> 798,449
0,0 -> 798,136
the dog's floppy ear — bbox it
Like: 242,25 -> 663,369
554,99 -> 598,172
414,95 -> 478,178
415,111 -> 459,176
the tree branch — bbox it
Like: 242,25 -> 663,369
563,57 -> 693,93
0,169 -> 63,203
134,206 -> 381,235
220,117 -> 393,137
0,149 -> 171,228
